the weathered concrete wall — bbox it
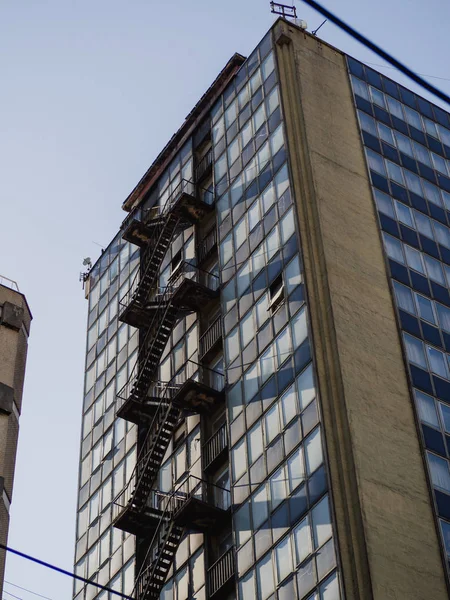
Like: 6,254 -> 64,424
0,285 -> 31,595
274,19 -> 448,600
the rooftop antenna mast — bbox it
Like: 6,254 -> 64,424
270,1 -> 297,19
270,2 -> 308,29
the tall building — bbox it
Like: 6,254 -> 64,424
0,276 -> 32,595
74,17 -> 450,600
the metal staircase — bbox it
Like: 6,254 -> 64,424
119,179 -> 213,329
113,177 -> 227,599
114,361 -> 225,535
131,476 -> 230,600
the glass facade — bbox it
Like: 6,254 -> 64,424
214,31 -> 341,600
74,234 -> 140,599
75,25 -> 346,600
348,56 -> 450,574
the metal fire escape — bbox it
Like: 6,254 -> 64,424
113,177 -> 230,599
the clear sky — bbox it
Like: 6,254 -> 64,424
1,0 -> 449,598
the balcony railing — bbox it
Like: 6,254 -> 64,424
197,227 -> 217,264
117,358 -> 224,412
195,148 -> 213,183
200,315 -> 222,360
208,547 -> 235,597
121,178 -> 214,232
132,476 -> 231,598
119,260 -> 219,317
204,423 -> 228,473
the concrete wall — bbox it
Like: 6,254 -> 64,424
274,19 -> 448,600
0,285 -> 31,595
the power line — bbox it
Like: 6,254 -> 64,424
0,544 -> 134,600
4,582 -> 53,600
362,61 -> 450,84
4,592 -> 23,600
300,0 -> 450,107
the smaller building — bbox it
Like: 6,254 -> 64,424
0,276 -> 32,595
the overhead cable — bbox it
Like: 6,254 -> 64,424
4,581 -> 54,600
300,0 -> 450,107
0,544 -> 134,600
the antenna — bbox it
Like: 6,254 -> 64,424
270,2 -> 308,29
270,1 -> 297,19
312,19 -> 327,36
79,257 -> 93,290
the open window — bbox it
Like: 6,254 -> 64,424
170,250 -> 183,280
268,275 -> 285,314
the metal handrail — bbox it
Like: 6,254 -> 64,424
204,423 -> 228,470
195,148 -> 213,182
199,315 -> 222,358
208,547 -> 235,596
197,227 -> 217,263
0,275 -> 19,292
120,177 -> 214,232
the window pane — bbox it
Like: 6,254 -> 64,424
232,438 -> 246,481
226,327 -> 239,363
439,402 -> 450,433
386,160 -> 404,184
275,536 -> 293,584
393,282 -> 415,314
403,333 -> 426,369
433,221 -> 450,248
440,520 -> 450,557
297,363 -> 316,410
241,311 -> 254,349
437,303 -> 450,333
423,182 -> 443,211
281,383 -> 298,426
395,131 -> 413,155
287,446 -> 305,493
383,233 -> 404,263
280,207 -> 295,243
239,570 -> 255,597
265,402 -> 281,445
414,211 -> 433,238
395,201 -> 413,227
365,148 -> 386,175
424,255 -> 445,285
248,421 -> 264,464
285,255 -> 302,294
427,346 -> 448,379
220,233 -> 233,266
377,122 -> 395,145
351,75 -> 369,100
244,364 -> 259,403
415,294 -> 435,324
270,466 -> 287,510
252,485 -> 269,530
320,571 -> 340,600
404,245 -> 424,273
373,189 -> 394,218
291,307 -> 307,349
256,553 -> 275,600
294,515 -> 312,564
427,452 -> 450,492
358,110 -> 377,136
311,495 -> 332,548
305,427 -> 323,475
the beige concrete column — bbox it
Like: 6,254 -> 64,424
273,19 -> 448,600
